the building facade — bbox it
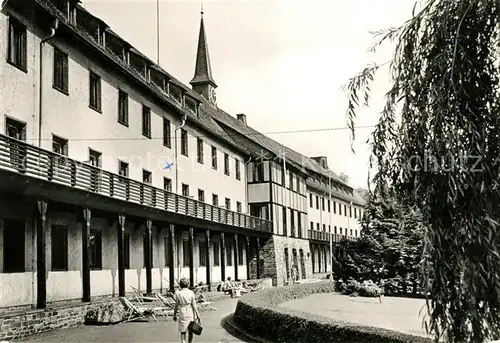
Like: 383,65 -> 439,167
0,0 -> 364,311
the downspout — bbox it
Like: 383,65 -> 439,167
174,112 -> 187,194
38,19 -> 59,147
173,112 -> 186,282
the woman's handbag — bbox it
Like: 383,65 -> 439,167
188,319 -> 203,335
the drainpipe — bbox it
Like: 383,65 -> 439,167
174,112 -> 187,194
38,19 -> 59,147
173,112 -> 187,281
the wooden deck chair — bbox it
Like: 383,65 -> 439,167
118,297 -> 159,322
129,286 -> 156,304
198,301 -> 217,311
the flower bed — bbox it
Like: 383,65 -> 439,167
233,281 -> 432,343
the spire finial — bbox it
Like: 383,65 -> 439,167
201,2 -> 204,16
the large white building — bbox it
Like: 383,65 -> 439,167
0,0 -> 364,312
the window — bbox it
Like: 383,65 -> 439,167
344,205 -> 347,216
213,241 -> 220,266
118,90 -> 128,125
316,223 -> 320,231
89,71 -> 101,112
174,127 -> 187,156
249,204 -> 269,219
290,209 -> 295,234
289,172 -> 293,190
197,138 -> 204,163
143,234 -> 153,267
296,176 -> 300,193
328,200 -> 331,212
199,242 -> 206,266
224,153 -> 230,175
89,149 -> 101,167
8,17 -> 27,71
211,146 -> 217,169
51,225 -> 68,271
309,194 -> 313,207
322,198 -> 325,211
253,162 -> 264,182
90,230 -> 102,270
3,218 -> 25,273
6,117 -> 26,141
53,48 -> 68,94
282,207 -> 287,236
310,221 -> 313,230
163,235 -> 170,267
119,161 -> 129,177
236,202 -> 242,213
328,225 -> 331,233
323,224 -> 326,232
333,201 -> 337,214
355,230 -> 358,237
349,206 -> 352,217
354,208 -> 357,219
212,194 -> 218,206
226,240 -> 232,266
183,240 -> 190,267
164,177 -> 172,192
124,233 -> 130,269
52,135 -> 68,156
142,170 -> 152,184
225,198 -> 231,210
340,227 -> 343,234
334,226 -> 337,234
339,204 -> 342,215
182,184 -> 189,197
297,214 -> 302,237
163,118 -> 171,148
198,189 -> 205,202
235,159 -> 241,180
142,105 -> 151,138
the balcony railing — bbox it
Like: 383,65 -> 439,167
308,229 -> 357,243
0,134 -> 272,233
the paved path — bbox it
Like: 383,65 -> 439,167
16,297 -> 246,343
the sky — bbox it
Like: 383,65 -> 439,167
82,0 -> 416,189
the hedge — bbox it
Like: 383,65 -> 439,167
233,281 -> 433,343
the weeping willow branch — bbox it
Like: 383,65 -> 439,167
344,0 -> 500,342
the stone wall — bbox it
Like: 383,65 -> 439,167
0,299 -> 117,341
260,236 -> 312,286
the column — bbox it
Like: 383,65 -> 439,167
220,232 -> 226,282
205,230 -> 211,290
145,220 -> 152,294
189,227 -> 194,288
256,237 -> 261,279
245,236 -> 251,280
82,208 -> 91,302
117,214 -> 126,296
234,234 -> 239,280
168,224 -> 175,291
36,200 -> 48,309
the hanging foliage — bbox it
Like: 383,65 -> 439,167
344,0 -> 500,342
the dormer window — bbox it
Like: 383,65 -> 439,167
185,96 -> 198,116
68,0 -> 77,24
129,50 -> 148,79
150,68 -> 166,91
169,83 -> 183,104
53,0 -> 68,16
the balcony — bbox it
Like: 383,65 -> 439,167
308,229 -> 357,243
0,133 -> 272,233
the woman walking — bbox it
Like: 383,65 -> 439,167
173,278 -> 201,343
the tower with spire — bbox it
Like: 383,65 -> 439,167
190,6 -> 217,107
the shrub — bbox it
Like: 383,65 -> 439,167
336,279 -> 383,297
233,281 -> 431,343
